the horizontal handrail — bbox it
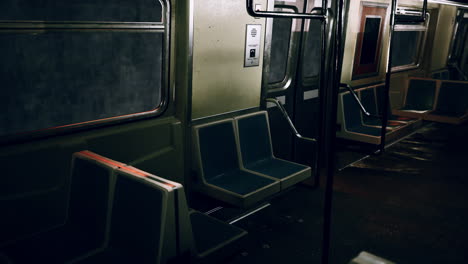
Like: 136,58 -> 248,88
340,83 -> 381,118
246,0 -> 326,20
395,0 -> 427,23
266,98 -> 317,143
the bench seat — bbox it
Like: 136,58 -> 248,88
234,112 -> 311,190
392,78 -> 439,119
337,84 -> 422,145
73,152 -> 248,263
423,80 -> 468,124
193,119 -> 280,208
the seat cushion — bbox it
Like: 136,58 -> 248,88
245,158 -> 309,180
206,169 -> 276,196
347,125 -> 382,136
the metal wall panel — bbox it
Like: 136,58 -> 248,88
191,0 -> 267,119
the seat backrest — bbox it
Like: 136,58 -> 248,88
405,79 -> 438,110
193,120 -> 240,181
69,151 -> 124,253
360,87 -> 378,115
108,167 -> 171,264
0,143 -> 83,247
234,111 -> 273,165
436,81 -> 468,115
374,84 -> 392,116
117,166 -> 194,263
71,152 -> 193,264
341,92 -> 363,130
359,87 -> 379,124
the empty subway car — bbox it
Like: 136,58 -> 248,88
1,0 -> 468,263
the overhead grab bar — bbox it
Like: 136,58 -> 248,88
246,0 -> 327,20
266,98 -> 317,143
395,0 -> 427,23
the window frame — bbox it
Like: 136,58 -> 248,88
263,4 -> 300,92
352,2 -> 388,80
301,18 -> 323,87
0,0 -> 171,145
390,12 -> 430,73
448,9 -> 468,68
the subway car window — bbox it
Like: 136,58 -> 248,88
0,0 -> 163,22
360,17 -> 381,64
451,14 -> 468,60
391,18 -> 428,71
302,20 -> 322,80
391,30 -> 423,68
352,4 -> 387,79
452,20 -> 468,64
450,10 -> 468,75
0,1 -> 167,138
268,17 -> 293,84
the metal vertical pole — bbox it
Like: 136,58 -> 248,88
379,0 -> 397,153
320,0 -> 344,262
316,0 -> 329,187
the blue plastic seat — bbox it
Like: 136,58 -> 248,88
193,119 -> 280,208
2,151 -> 119,264
433,81 -> 468,116
424,81 -> 468,124
338,85 -> 423,145
360,86 -> 407,129
3,150 -> 249,263
74,152 -> 248,263
374,84 -> 418,122
342,92 -> 382,136
336,91 -> 383,144
402,79 -> 438,111
126,166 -> 248,262
392,78 -> 439,120
234,112 -> 311,190
359,87 -> 381,126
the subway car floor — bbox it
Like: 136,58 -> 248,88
223,122 -> 468,264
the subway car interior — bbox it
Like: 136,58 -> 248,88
2,0 -> 468,263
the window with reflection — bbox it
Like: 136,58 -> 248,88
352,4 -> 387,79
390,11 -> 428,71
0,0 -> 168,138
265,3 -> 300,90
449,10 -> 468,76
391,30 -> 425,69
269,17 -> 293,84
302,20 -> 322,81
0,0 -> 163,22
360,17 -> 381,65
